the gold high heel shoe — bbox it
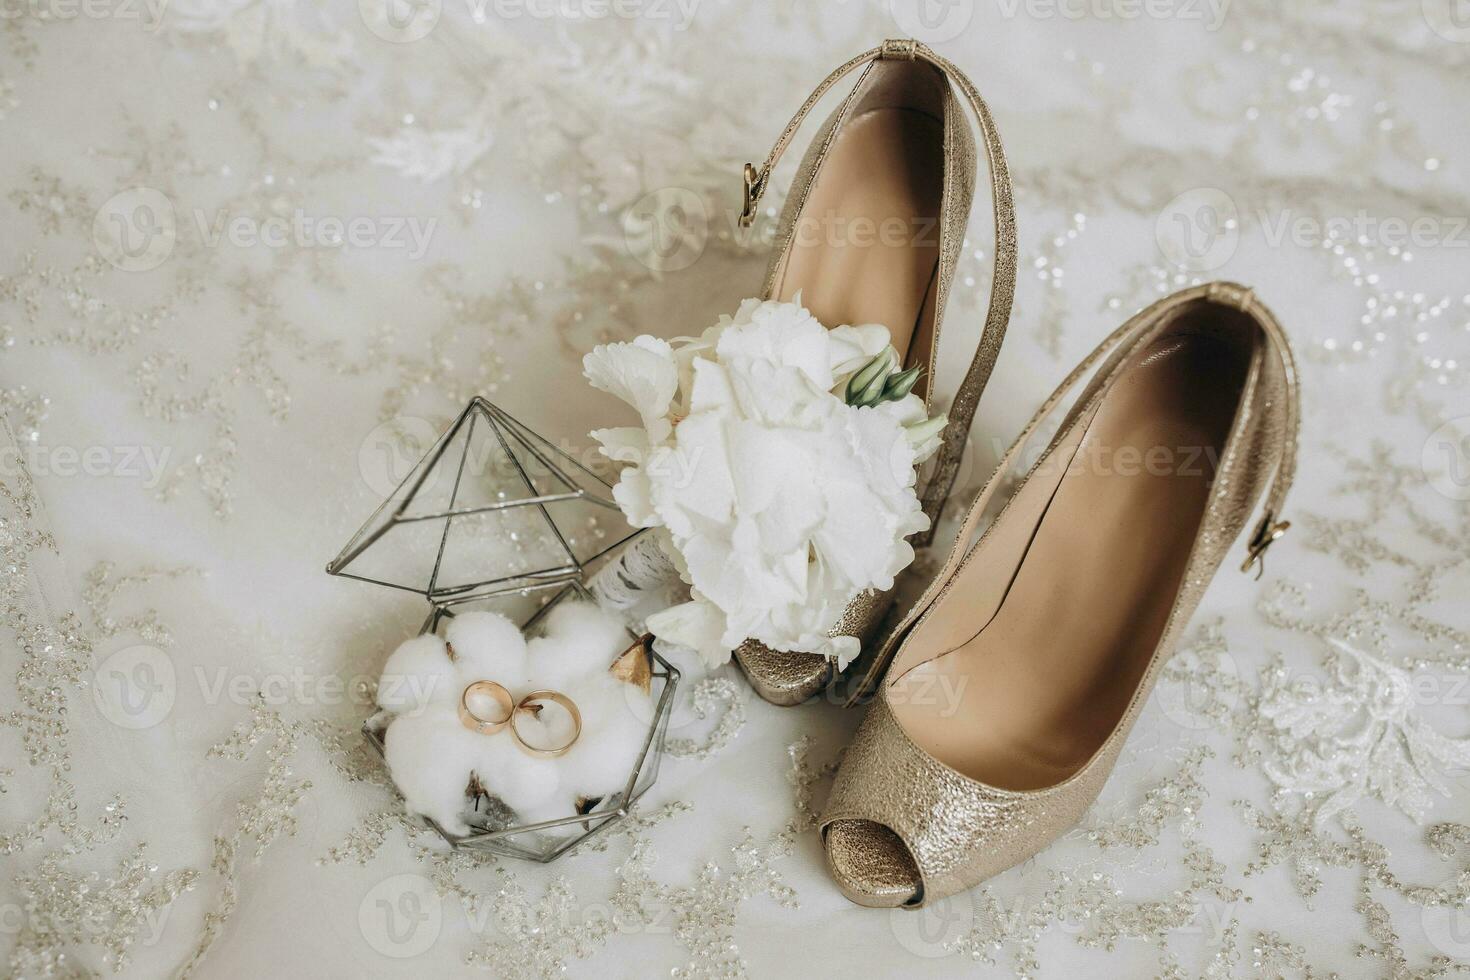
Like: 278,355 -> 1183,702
821,282 -> 1299,907
732,39 -> 1017,706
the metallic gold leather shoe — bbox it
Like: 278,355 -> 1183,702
821,282 -> 1300,906
732,39 -> 1017,706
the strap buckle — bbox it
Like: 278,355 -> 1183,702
879,38 -> 919,60
1206,281 -> 1258,313
1240,511 -> 1290,579
739,162 -> 765,228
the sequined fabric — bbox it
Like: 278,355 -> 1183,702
2,3 -> 1467,976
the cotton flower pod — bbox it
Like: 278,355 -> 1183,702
377,633 -> 457,714
383,704 -> 485,836
524,602 -> 630,692
446,611 -> 533,690
475,726 -> 562,817
553,671 -> 656,802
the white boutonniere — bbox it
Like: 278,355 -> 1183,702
583,297 -> 945,671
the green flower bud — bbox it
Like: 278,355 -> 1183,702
880,365 -> 922,402
844,349 -> 894,404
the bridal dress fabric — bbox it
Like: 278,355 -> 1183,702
2,4 -> 1468,977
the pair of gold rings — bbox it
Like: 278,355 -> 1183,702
457,681 -> 582,758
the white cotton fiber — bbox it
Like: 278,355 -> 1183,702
554,672 -> 656,801
377,634 -> 457,713
382,705 -> 483,836
525,601 -> 630,691
446,611 -> 532,690
475,727 -> 561,814
379,601 -> 657,832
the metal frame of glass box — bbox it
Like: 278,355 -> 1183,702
329,398 -> 677,862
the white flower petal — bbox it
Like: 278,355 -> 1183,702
646,599 -> 730,669
715,297 -> 834,392
591,426 -> 650,463
904,415 -> 948,463
582,335 -> 678,441
828,323 -> 894,378
659,413 -> 735,526
687,357 -> 735,415
611,466 -> 659,527
584,298 -> 932,666
824,634 -> 861,672
726,422 -> 822,554
875,391 -> 928,427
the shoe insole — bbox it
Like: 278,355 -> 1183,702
891,331 -> 1248,790
774,107 -> 943,372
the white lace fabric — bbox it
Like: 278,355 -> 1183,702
1,3 -> 1468,977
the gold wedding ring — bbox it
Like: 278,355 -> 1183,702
458,682 -> 583,757
508,689 -> 583,758
458,680 -> 514,735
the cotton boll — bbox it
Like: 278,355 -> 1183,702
377,634 -> 456,714
446,611 -> 532,689
382,705 -> 482,836
474,726 -> 562,817
555,673 -> 657,801
525,601 -> 630,691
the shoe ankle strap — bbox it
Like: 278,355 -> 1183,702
739,39 -> 1018,549
1200,282 -> 1298,578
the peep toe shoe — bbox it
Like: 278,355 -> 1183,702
821,282 -> 1299,906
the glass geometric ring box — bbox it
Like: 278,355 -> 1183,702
327,397 -> 678,861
